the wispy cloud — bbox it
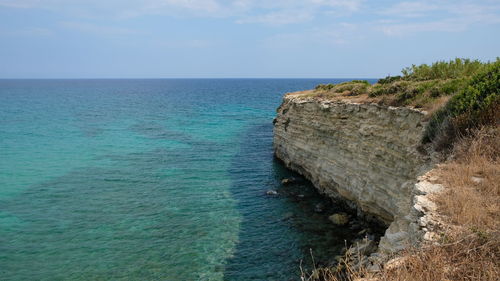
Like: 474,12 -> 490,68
0,0 -> 364,23
376,19 -> 464,35
0,0 -> 41,9
263,22 -> 359,48
0,27 -> 54,37
2,0 -> 499,35
60,21 -> 139,35
380,1 -> 440,18
376,0 -> 500,36
234,0 -> 363,25
236,10 -> 314,25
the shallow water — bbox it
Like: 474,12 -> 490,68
0,79 -> 376,280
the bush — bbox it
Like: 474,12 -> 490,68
424,60 -> 500,147
402,58 -> 487,81
314,81 -> 370,96
312,59 -> 497,113
315,84 -> 335,91
350,80 -> 370,85
378,75 -> 402,84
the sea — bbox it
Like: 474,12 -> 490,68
0,79 -> 375,281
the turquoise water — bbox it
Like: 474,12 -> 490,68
0,79 -> 375,280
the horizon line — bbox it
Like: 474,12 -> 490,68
0,77 -> 380,80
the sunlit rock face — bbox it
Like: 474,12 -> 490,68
273,94 -> 435,253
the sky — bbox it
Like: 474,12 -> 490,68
0,0 -> 499,78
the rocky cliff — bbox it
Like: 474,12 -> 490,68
273,92 -> 439,254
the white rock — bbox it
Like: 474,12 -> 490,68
471,176 -> 484,184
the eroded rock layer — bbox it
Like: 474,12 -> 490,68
273,94 -> 433,253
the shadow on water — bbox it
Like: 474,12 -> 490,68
224,122 -> 369,281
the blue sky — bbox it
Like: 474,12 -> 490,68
1,0 -> 499,78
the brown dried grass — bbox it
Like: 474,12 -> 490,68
380,232 -> 500,281
436,126 -> 500,229
424,96 -> 451,117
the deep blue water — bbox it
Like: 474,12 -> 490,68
0,79 -> 375,281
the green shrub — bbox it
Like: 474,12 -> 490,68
315,84 -> 335,91
314,81 -> 370,96
350,80 -> 371,85
424,60 -> 500,147
401,58 -> 487,81
378,75 -> 402,84
368,84 -> 386,97
313,58 -> 497,113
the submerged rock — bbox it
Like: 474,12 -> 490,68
329,213 -> 349,226
266,190 -> 278,196
281,177 -> 296,185
282,212 -> 294,221
314,202 -> 325,213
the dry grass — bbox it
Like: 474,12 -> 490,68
287,88 -> 445,113
300,248 -> 369,281
436,126 -> 500,229
286,90 -> 402,109
304,231 -> 500,281
376,126 -> 500,281
423,96 -> 451,118
380,232 -> 500,281
292,77 -> 467,113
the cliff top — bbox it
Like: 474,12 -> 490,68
288,58 -> 497,114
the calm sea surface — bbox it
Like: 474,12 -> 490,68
0,79 -> 375,281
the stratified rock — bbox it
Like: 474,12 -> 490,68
273,94 -> 438,254
329,213 -> 349,225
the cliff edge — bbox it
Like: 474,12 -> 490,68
273,93 -> 439,254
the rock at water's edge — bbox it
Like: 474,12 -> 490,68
329,213 -> 349,225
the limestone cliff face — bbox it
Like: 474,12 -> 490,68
273,94 -> 435,253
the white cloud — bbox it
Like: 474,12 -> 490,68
263,22 -> 359,48
236,10 -> 314,25
159,39 -> 213,48
380,1 -> 440,18
233,0 -> 363,25
60,21 -> 139,35
2,0 -> 499,34
0,0 -> 36,8
0,27 -> 54,37
376,0 -> 500,36
0,0 -> 364,23
376,19 -> 463,35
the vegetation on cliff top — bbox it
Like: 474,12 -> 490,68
308,58 -> 499,149
310,58 -> 496,112
424,60 -> 499,148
